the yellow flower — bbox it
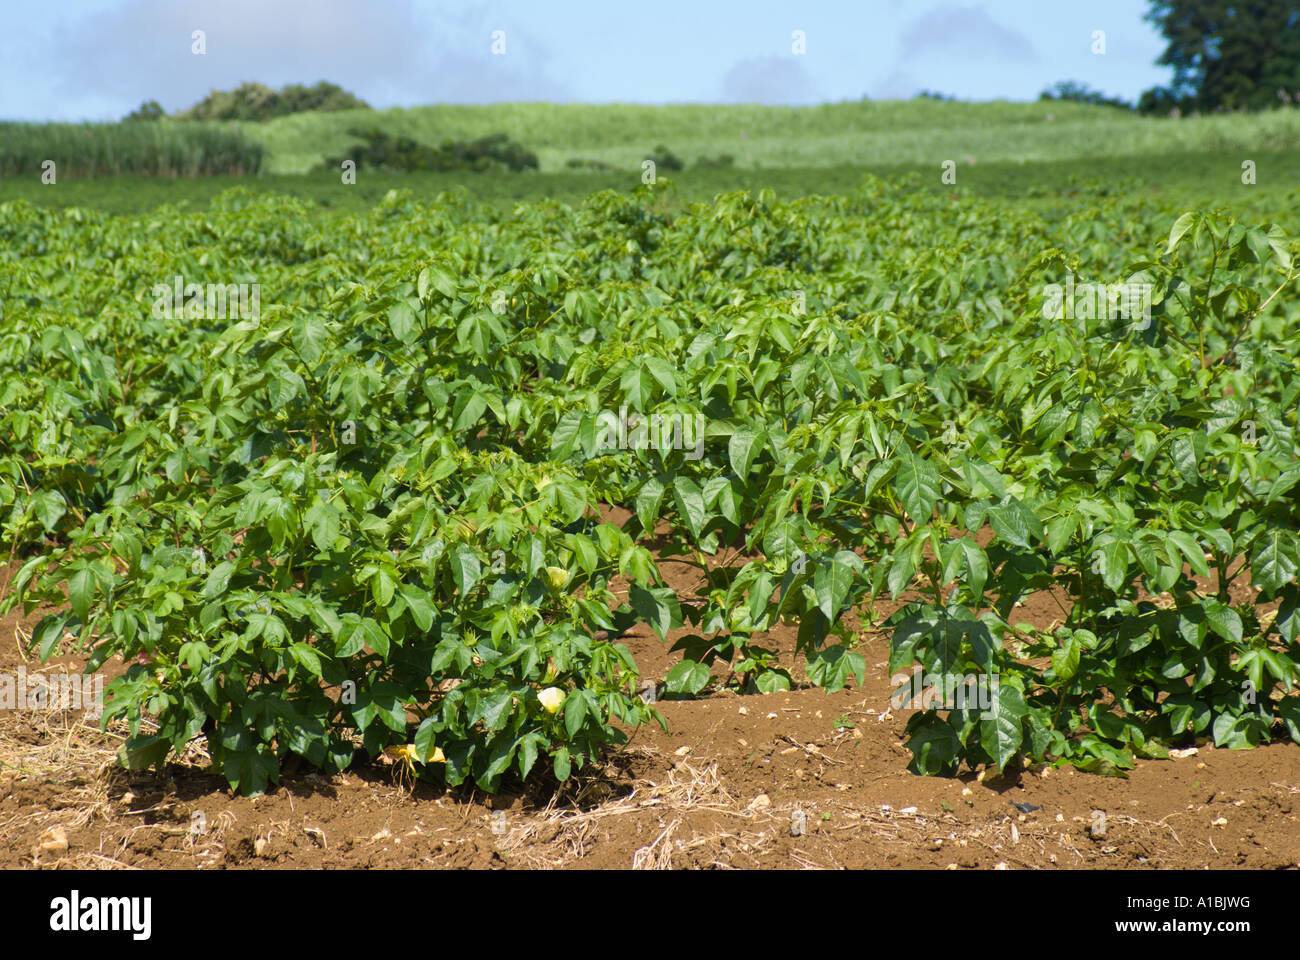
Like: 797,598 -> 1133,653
545,566 -> 569,590
384,743 -> 445,765
538,687 -> 566,714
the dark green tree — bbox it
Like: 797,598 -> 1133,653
1139,1 -> 1300,113
124,99 -> 165,122
179,81 -> 370,121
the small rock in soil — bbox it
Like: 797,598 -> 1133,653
39,826 -> 68,855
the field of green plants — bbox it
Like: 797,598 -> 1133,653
6,150 -> 1300,221
2,158 -> 1298,796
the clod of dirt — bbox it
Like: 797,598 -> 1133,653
38,825 -> 68,855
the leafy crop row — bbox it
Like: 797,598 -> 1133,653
2,177 -> 1297,794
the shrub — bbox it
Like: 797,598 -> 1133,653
643,145 -> 684,170
565,157 -> 618,171
330,129 -> 538,173
1040,80 -> 1133,111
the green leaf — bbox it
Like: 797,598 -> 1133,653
1166,211 -> 1199,254
553,746 -> 572,781
958,538 -> 988,598
1279,697 -> 1300,743
1266,224 -> 1292,270
450,544 -> 482,596
629,583 -> 679,641
1252,531 -> 1300,595
895,450 -> 941,524
1203,600 -> 1242,643
754,669 -> 791,693
120,734 -> 170,772
664,661 -> 710,697
399,585 -> 435,632
387,302 -> 419,344
1168,530 -> 1211,579
1096,538 -> 1131,593
452,389 -> 488,432
979,682 -> 1026,771
728,425 -> 762,480
804,645 -> 866,693
1051,635 -> 1081,682
988,500 -> 1030,549
68,566 -> 94,622
671,478 -> 708,537
813,553 -> 855,621
1170,434 -> 1199,486
289,642 -> 323,678
418,265 -> 457,300
904,716 -> 960,775
563,690 -> 588,737
292,315 -> 328,366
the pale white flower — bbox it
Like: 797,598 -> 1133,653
538,687 -> 566,714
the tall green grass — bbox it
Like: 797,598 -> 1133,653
250,100 -> 1300,174
0,121 -> 264,178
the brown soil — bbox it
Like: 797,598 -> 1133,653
3,550 -> 1298,871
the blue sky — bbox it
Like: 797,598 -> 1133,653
1,0 -> 1172,121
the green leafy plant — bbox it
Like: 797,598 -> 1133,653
2,177 -> 1296,800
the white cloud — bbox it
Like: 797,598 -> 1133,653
720,56 -> 821,105
900,5 -> 1037,61
31,0 -> 569,119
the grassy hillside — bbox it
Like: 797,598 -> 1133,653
3,101 -> 1297,224
247,100 -> 1300,174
